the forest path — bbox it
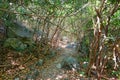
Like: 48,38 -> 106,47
37,48 -> 78,80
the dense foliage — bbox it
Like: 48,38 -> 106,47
0,0 -> 120,79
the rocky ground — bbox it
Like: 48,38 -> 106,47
1,46 -> 117,80
37,48 -> 80,80
0,43 -> 94,80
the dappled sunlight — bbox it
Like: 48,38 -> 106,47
55,74 -> 68,80
0,0 -> 120,80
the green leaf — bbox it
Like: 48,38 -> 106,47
4,38 -> 27,51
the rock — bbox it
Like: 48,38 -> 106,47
56,47 -> 62,51
25,69 -> 39,80
8,20 -> 33,39
7,20 -> 46,42
61,56 -> 80,70
36,59 -> 44,66
66,44 -> 73,48
56,63 -> 62,69
66,42 -> 77,48
25,74 -> 34,80
33,69 -> 39,77
14,77 -> 20,80
47,50 -> 56,59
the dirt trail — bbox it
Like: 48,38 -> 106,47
37,48 -> 77,80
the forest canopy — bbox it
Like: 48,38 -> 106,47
0,0 -> 120,80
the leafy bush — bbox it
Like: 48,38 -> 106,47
77,35 -> 91,56
4,38 -> 27,51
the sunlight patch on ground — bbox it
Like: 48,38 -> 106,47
55,74 -> 65,80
